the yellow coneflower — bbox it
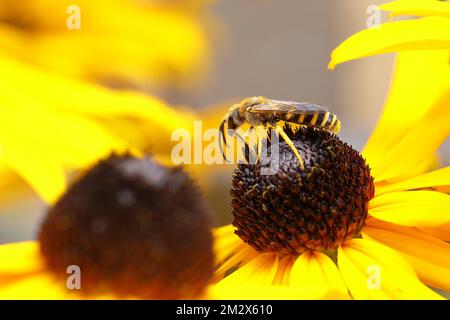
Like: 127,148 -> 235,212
211,0 -> 450,299
0,0 -> 215,89
0,154 -> 215,299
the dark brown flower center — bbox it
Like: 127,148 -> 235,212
231,127 -> 374,256
39,154 -> 214,299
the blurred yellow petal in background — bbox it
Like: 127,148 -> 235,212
0,0 -> 215,90
0,52 -> 196,203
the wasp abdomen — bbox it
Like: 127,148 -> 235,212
288,111 -> 340,133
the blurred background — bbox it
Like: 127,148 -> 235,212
0,0 -> 448,243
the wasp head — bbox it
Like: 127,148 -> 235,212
236,96 -> 267,114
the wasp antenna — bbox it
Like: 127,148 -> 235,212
243,140 -> 251,164
218,119 -> 230,163
219,119 -> 228,147
218,137 -> 228,162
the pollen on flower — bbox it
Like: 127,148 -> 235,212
231,127 -> 374,256
39,154 -> 214,299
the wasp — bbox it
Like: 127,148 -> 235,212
219,96 -> 341,169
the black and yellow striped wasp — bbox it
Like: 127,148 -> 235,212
219,96 -> 341,169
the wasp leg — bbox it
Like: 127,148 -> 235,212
256,125 -> 263,162
274,126 -> 305,170
235,130 -> 254,164
218,119 -> 229,162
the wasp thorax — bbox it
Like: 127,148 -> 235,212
231,127 -> 374,256
39,154 -> 214,299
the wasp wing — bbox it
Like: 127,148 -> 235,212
247,100 -> 329,115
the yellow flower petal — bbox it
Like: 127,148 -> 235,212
213,224 -> 242,264
0,162 -> 32,205
338,239 -> 443,299
380,0 -> 450,19
0,146 -> 66,203
212,224 -> 260,281
419,222 -> 450,242
363,218 -> 450,291
375,166 -> 450,195
369,190 -> 450,227
0,0 -> 212,87
371,91 -> 450,182
329,17 -> 450,70
0,241 -> 44,275
0,100 -> 128,169
214,244 -> 259,282
290,251 -> 350,299
328,3 -> 446,172
380,153 -> 442,184
215,253 -> 278,287
0,52 -> 196,138
0,242 -> 56,298
362,50 -> 449,174
337,246 -> 390,299
0,273 -> 71,300
211,253 -> 348,300
272,256 -> 294,286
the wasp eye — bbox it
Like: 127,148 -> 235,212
231,127 -> 374,256
39,154 -> 214,299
